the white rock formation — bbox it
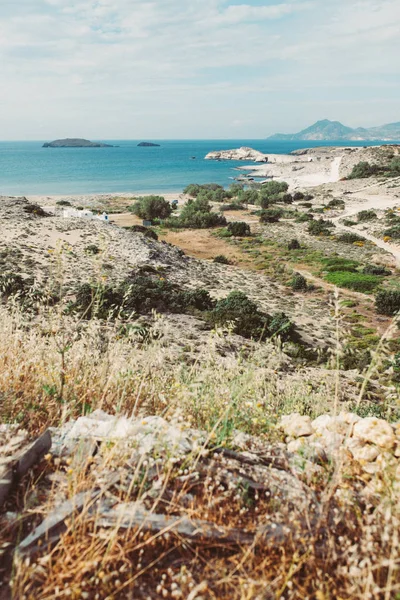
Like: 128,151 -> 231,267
205,147 -> 268,162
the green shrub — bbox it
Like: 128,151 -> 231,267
167,212 -> 227,229
383,225 -> 400,239
84,244 -> 101,255
375,289 -> 400,316
290,273 -> 308,291
325,271 -> 381,292
296,212 -> 314,223
299,202 -> 312,208
293,192 -> 305,201
348,161 -> 382,179
128,225 -> 158,240
219,203 -> 244,211
56,200 -> 72,206
129,196 -> 172,221
213,255 -> 231,265
288,239 -> 301,250
237,190 -> 259,205
363,265 -> 391,276
357,209 -> 377,222
337,232 -> 365,244
227,222 -> 251,237
308,219 -> 335,236
260,208 -> 283,223
207,291 -> 294,342
73,276 -> 215,320
281,193 -> 293,204
327,198 -> 345,209
343,219 -> 357,227
259,181 -> 289,200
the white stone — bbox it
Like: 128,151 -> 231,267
348,442 -> 380,463
311,415 -> 332,435
279,414 -> 313,438
353,418 -> 396,449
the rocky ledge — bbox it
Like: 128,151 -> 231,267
43,138 -> 114,148
205,146 -> 268,162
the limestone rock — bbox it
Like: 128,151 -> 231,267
279,414 -> 313,438
205,147 -> 268,162
353,417 -> 396,449
346,438 -> 380,463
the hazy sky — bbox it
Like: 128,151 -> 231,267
1,0 -> 399,139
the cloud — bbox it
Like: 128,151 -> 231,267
0,0 -> 399,138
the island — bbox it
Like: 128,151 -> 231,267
268,119 -> 400,141
137,142 -> 161,147
43,138 -> 114,148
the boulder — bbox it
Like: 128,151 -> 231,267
353,417 -> 396,449
279,414 -> 313,438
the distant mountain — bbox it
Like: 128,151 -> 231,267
43,138 -> 114,148
268,119 -> 400,141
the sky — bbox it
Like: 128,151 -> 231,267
0,0 -> 399,139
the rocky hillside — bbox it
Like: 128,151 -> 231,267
269,119 -> 400,141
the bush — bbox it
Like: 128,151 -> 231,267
357,209 -> 377,222
327,199 -> 345,209
73,276 -> 215,319
84,244 -> 100,255
130,196 -> 172,221
375,290 -> 400,316
281,193 -> 293,204
308,219 -> 335,236
213,255 -> 231,265
363,265 -> 391,276
343,219 -> 357,227
290,273 -> 308,291
296,213 -> 314,223
293,192 -> 305,201
219,203 -> 244,211
128,225 -> 158,240
56,200 -> 72,206
167,212 -> 227,229
165,197 -> 228,229
237,189 -> 259,205
260,208 -> 283,223
383,225 -> 400,239
325,272 -> 382,292
207,291 -> 294,342
259,181 -> 289,200
288,239 -> 301,250
337,232 -> 365,244
227,222 -> 251,237
299,202 -> 312,208
348,161 -> 382,179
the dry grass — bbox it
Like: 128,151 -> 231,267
0,301 -> 400,599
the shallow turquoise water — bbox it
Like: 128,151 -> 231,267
0,139 -> 392,196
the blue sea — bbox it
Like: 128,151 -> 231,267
0,139 -> 393,196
